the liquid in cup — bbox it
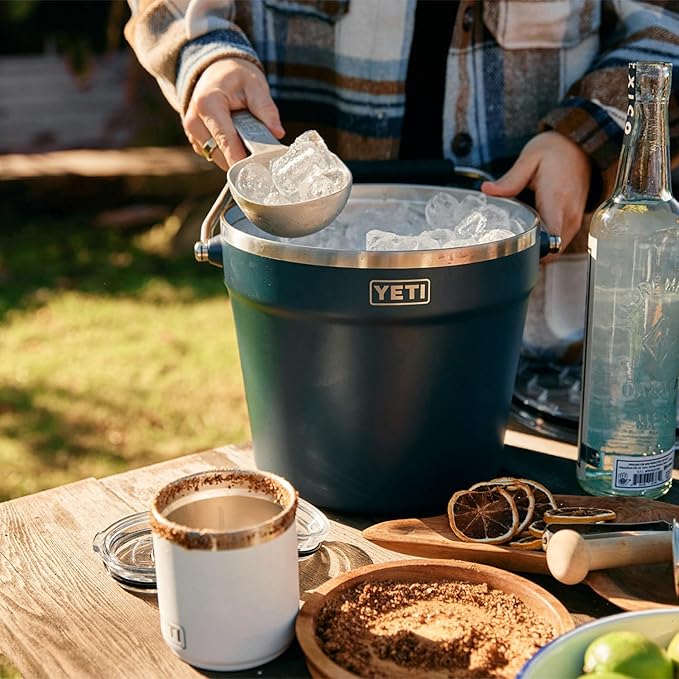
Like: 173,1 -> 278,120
150,469 -> 299,671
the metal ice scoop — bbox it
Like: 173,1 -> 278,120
226,111 -> 352,238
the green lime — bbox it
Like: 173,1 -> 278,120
667,630 -> 679,665
576,673 -> 633,679
583,631 -> 673,679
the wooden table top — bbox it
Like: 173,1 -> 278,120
1,432 -> 678,678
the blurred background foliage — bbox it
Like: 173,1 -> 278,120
0,0 -> 127,65
0,0 -> 244,501
0,205 -> 250,503
0,0 -> 240,679
0,5 -> 245,676
0,0 -> 186,149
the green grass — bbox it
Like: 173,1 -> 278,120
0,657 -> 17,679
0,208 -> 250,501
0,290 -> 250,495
0,206 -> 250,677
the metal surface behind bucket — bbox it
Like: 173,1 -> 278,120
216,185 -> 544,515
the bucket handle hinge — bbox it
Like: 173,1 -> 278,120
194,183 -> 233,267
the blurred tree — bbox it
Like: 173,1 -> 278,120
0,0 -> 129,74
0,0 -> 185,149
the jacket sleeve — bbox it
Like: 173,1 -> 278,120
124,0 -> 262,114
539,0 -> 679,203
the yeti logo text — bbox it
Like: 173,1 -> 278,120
370,279 -> 431,306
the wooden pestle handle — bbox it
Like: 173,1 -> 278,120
546,529 -> 672,585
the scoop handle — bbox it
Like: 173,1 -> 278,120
231,110 -> 284,156
546,529 -> 672,585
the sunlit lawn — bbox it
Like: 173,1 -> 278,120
0,290 -> 250,496
0,658 -> 17,679
1,208 -> 250,501
0,206 -> 250,677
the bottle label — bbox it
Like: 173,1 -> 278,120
587,233 -> 597,260
623,62 -> 636,141
612,447 -> 675,490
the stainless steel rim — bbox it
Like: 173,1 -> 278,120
220,184 -> 540,269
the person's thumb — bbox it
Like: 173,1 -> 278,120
481,155 -> 537,198
247,91 -> 285,139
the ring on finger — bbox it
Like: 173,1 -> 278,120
201,137 -> 218,162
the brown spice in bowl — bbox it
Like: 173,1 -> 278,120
315,579 -> 555,678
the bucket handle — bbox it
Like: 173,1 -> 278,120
194,183 -> 233,265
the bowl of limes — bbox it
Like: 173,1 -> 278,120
518,608 -> 679,678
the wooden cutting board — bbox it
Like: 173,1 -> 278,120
363,494 -> 679,611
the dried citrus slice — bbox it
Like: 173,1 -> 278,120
447,487 -> 519,544
470,480 -> 535,534
491,477 -> 557,519
515,478 -> 557,518
528,519 -> 547,538
543,506 -> 617,524
509,535 -> 543,550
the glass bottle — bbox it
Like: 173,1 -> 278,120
576,62 -> 679,499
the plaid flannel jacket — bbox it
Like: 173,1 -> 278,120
125,0 -> 679,188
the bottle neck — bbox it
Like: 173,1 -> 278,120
613,99 -> 672,201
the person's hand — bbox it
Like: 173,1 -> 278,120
481,131 -> 591,255
183,58 -> 285,171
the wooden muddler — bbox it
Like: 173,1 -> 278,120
546,529 -> 673,585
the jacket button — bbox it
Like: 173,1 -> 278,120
462,6 -> 474,31
452,132 -> 472,156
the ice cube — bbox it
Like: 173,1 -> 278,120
344,204 -> 437,249
412,234 -> 441,250
257,190 -> 516,251
299,167 -> 349,200
442,237 -> 474,248
460,193 -> 487,214
425,192 -> 461,227
455,211 -> 487,239
236,162 -> 275,202
295,129 -> 328,150
366,229 -> 441,251
425,228 -> 457,245
366,230 -> 409,251
270,142 -> 324,198
270,130 -> 349,201
477,228 -> 516,243
263,190 -> 288,205
480,203 -> 511,231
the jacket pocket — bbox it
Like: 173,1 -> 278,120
263,0 -> 349,24
483,0 -> 600,49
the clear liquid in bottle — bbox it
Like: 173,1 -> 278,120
576,62 -> 679,498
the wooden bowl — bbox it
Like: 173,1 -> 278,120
295,558 -> 574,679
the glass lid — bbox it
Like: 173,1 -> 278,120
92,511 -> 156,593
93,497 -> 331,590
297,497 -> 331,557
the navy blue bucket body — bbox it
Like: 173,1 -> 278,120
216,185 -> 543,515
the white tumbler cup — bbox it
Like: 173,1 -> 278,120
150,469 -> 299,671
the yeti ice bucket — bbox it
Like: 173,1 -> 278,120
196,184 -> 556,515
